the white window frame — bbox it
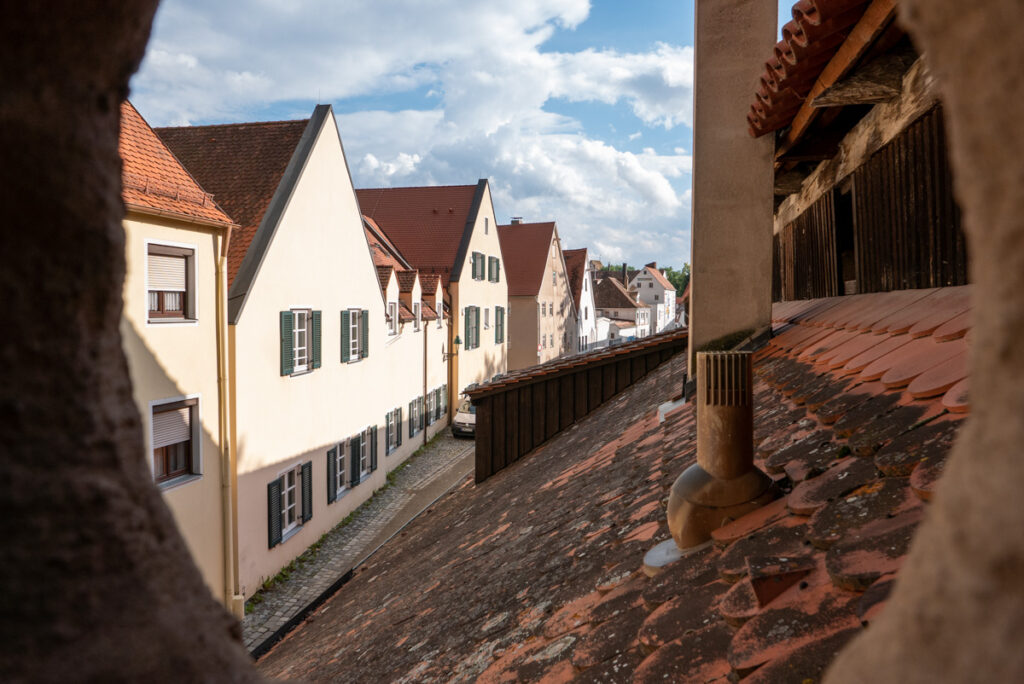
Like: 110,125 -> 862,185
148,394 -> 202,490
292,308 -> 312,373
277,462 -> 304,538
360,426 -> 372,476
334,442 -> 347,498
484,307 -> 490,330
387,409 -> 399,454
388,301 -> 398,335
348,308 -> 361,361
413,302 -> 421,331
144,239 -> 198,327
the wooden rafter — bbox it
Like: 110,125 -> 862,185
775,0 -> 898,160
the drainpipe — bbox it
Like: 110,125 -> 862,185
215,227 -> 243,617
645,351 -> 775,573
423,308 -> 429,448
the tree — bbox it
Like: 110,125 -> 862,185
662,263 -> 690,297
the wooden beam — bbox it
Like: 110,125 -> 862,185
812,45 -> 918,107
776,0 -> 897,160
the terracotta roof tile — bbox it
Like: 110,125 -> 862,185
595,276 -> 643,309
496,222 -> 555,297
363,216 -> 410,270
640,264 -> 675,291
257,286 -> 970,682
119,102 -> 233,228
375,265 -> 393,296
394,269 -> 418,293
156,117 -> 308,285
355,184 -> 480,287
563,247 -> 588,311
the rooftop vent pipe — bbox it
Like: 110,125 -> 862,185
665,351 -> 775,551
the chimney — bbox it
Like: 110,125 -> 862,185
645,261 -> 657,270
511,216 -> 523,224
644,351 -> 775,573
621,262 -> 627,285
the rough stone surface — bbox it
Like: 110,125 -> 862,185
0,5 -> 258,681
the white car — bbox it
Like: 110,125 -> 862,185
452,398 -> 476,437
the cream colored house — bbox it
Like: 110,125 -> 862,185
118,102 -> 243,615
563,248 -> 600,351
628,262 -> 677,333
497,221 -> 578,371
159,106 -> 449,597
357,182 -> 508,408
595,277 -> 651,340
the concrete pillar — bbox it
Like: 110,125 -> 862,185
687,0 -> 777,375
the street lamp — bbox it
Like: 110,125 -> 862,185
443,335 -> 462,361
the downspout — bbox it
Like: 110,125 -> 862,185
215,226 -> 243,618
423,310 -> 429,447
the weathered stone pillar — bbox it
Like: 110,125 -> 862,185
687,0 -> 777,374
0,4 -> 258,680
827,1 -> 1024,681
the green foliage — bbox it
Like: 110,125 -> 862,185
662,263 -> 690,297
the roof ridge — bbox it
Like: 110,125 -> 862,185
156,118 -> 309,132
356,183 -> 480,191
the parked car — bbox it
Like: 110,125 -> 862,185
452,397 -> 476,437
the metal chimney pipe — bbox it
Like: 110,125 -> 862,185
664,351 -> 775,551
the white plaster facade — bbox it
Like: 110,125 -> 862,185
628,266 -> 677,333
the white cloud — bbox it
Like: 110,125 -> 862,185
131,0 -> 694,266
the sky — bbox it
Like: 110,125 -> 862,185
130,1 -> 791,269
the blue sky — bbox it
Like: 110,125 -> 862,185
131,1 -> 783,268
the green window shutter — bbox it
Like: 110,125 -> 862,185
340,310 -> 351,362
326,446 -> 337,504
267,479 -> 282,548
280,311 -> 294,376
420,397 -> 425,430
370,426 -> 378,471
397,407 -> 403,446
349,436 -> 361,485
360,309 -> 369,358
496,259 -> 501,282
385,413 -> 391,453
474,306 -> 480,348
409,400 -> 415,437
311,310 -> 322,369
464,308 -> 470,352
301,461 -> 313,522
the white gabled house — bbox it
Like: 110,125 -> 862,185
563,247 -> 601,351
627,262 -> 677,333
159,106 -> 448,597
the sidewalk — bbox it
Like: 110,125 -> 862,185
242,429 -> 475,655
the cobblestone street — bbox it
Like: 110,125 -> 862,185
242,430 -> 474,653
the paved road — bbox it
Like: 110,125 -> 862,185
242,430 -> 475,653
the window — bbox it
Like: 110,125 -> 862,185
147,243 -> 195,322
654,294 -> 659,301
648,282 -> 653,288
471,252 -> 484,280
495,306 -> 505,344
584,307 -> 589,321
360,426 -> 372,476
385,407 -> 403,454
427,390 -> 436,425
388,302 -> 398,335
341,308 -> 369,362
280,309 -> 321,376
541,302 -> 546,317
484,307 -> 490,330
413,302 -> 421,331
552,270 -> 556,287
542,334 -> 547,349
464,306 -> 480,350
151,398 -> 198,485
488,256 -> 501,282
484,217 -> 489,234
327,443 -> 346,501
409,398 -> 421,438
267,461 -> 312,547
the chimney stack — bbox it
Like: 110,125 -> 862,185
645,351 -> 775,572
510,216 -> 523,224
621,262 -> 628,285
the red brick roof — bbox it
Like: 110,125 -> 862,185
563,248 -> 588,311
119,102 -> 233,228
375,265 -> 393,296
496,222 -> 555,297
257,287 -> 970,682
156,117 -> 308,285
356,184 -> 480,287
595,276 -> 643,309
363,216 -> 410,270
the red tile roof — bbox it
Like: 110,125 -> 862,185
395,269 -> 418,293
563,247 -> 588,311
355,184 -> 481,287
375,265 -> 393,295
257,287 -> 969,681
747,0 -> 872,137
641,264 -> 675,291
496,222 -> 555,297
595,276 -> 643,309
119,102 -> 234,228
363,216 -> 410,270
156,117 -> 308,285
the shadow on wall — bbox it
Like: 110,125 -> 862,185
466,347 -> 508,390
120,319 -> 227,606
